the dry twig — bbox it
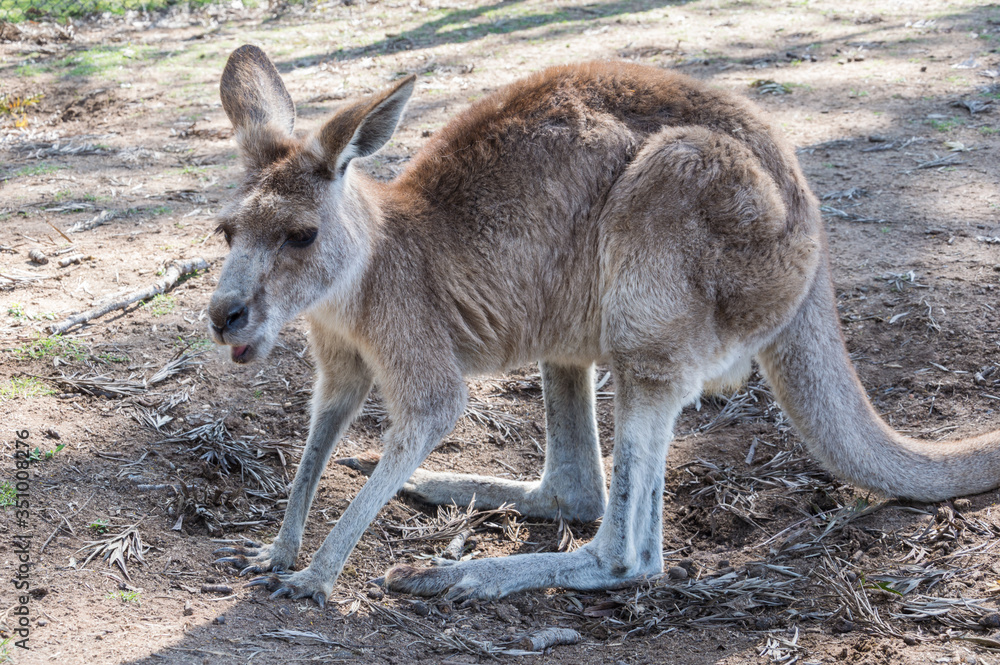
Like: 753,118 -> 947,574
50,258 -> 207,334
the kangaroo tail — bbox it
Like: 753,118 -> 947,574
756,260 -> 1000,501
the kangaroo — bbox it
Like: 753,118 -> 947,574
210,44 -> 1000,606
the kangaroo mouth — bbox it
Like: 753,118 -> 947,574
231,344 -> 252,363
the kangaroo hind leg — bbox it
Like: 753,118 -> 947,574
337,361 -> 607,521
383,369 -> 683,599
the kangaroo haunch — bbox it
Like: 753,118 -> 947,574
210,44 -> 1000,606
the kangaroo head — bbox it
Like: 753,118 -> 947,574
209,45 -> 415,363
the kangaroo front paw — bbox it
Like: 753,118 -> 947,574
247,568 -> 332,608
213,539 -> 297,577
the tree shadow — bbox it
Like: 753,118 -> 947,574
272,0 -> 695,69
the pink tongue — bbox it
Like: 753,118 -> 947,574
231,345 -> 249,361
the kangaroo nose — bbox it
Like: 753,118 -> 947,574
210,298 -> 249,336
225,304 -> 248,330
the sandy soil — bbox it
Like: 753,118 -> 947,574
1,0 -> 1000,663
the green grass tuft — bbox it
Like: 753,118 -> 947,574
1,0 -> 223,23
13,335 -> 88,361
0,377 -> 55,399
927,117 -> 964,132
11,163 -> 62,178
106,589 -> 141,604
143,294 -> 176,317
0,482 -> 17,508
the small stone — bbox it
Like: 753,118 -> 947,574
667,566 -> 688,580
213,615 -> 226,625
953,498 -> 973,512
845,571 -> 858,584
979,612 -> 1000,628
903,635 -> 918,646
408,600 -> 429,617
37,618 -> 48,627
832,619 -> 855,634
678,558 -> 698,574
754,616 -> 776,630
367,587 -> 384,601
183,600 -> 194,616
717,560 -> 731,569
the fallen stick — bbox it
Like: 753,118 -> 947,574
69,208 -> 119,233
442,528 -> 473,560
57,254 -> 93,267
49,257 -> 208,335
518,628 -> 581,651
0,271 -> 47,283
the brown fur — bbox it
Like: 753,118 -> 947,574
209,47 -> 1000,605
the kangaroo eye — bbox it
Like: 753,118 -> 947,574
283,228 -> 318,249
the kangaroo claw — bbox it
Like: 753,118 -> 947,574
213,540 -> 296,576
334,452 -> 381,475
247,569 -> 331,609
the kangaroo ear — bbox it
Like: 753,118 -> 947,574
318,74 -> 416,175
220,45 -> 295,164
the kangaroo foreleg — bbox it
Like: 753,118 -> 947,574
249,382 -> 466,607
215,349 -> 372,575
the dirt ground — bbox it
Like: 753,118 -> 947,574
1,0 -> 1000,663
